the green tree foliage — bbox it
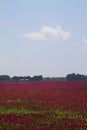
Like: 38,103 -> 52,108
66,73 -> 87,80
0,75 -> 10,81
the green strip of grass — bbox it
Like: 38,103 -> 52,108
0,106 -> 87,123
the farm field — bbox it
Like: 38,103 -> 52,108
0,81 -> 87,130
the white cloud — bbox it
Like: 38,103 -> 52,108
23,25 -> 71,40
41,26 -> 71,40
79,37 -> 87,51
83,37 -> 87,44
24,32 -> 46,40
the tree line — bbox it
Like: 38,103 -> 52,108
0,73 -> 87,81
66,73 -> 87,80
0,75 -> 43,81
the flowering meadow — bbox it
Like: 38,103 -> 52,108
0,81 -> 87,130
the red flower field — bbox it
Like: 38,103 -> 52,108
0,81 -> 87,130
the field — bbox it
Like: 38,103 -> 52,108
0,81 -> 87,130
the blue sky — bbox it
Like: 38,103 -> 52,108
0,0 -> 87,77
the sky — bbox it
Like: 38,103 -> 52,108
0,0 -> 87,77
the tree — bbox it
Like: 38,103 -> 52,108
66,73 -> 87,80
32,75 -> 43,81
66,73 -> 76,80
11,75 -> 43,81
11,76 -> 23,81
0,75 -> 10,81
